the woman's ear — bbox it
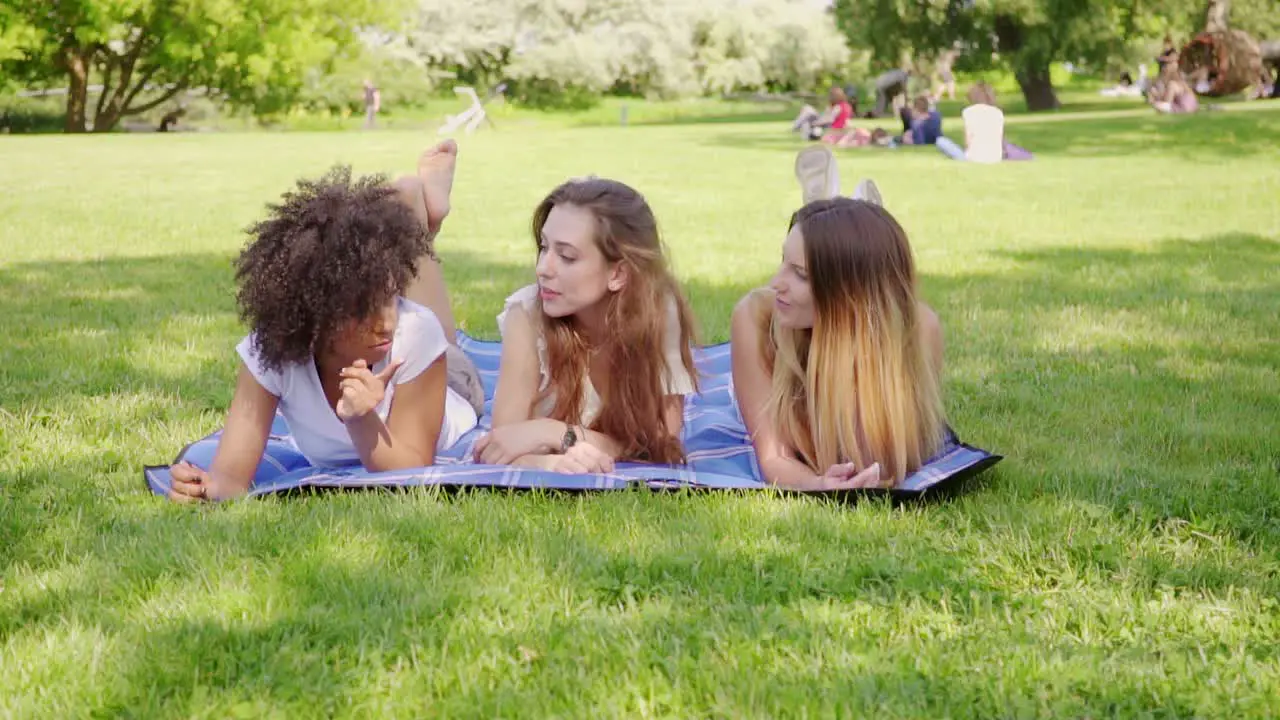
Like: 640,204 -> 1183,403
607,261 -> 629,293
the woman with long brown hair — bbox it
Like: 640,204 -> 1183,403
472,178 -> 699,473
731,194 -> 946,490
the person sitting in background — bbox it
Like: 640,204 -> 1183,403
791,87 -> 855,141
1150,65 -> 1199,114
897,96 -> 942,146
948,102 -> 1003,162
934,102 -> 1033,163
1156,36 -> 1178,76
966,80 -> 998,108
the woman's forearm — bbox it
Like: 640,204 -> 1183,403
758,455 -> 824,491
345,413 -> 434,470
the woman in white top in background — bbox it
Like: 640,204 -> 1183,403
472,178 -> 699,474
168,141 -> 482,501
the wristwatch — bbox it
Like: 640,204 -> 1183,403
560,423 -> 578,454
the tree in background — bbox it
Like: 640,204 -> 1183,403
835,0 -> 1162,111
404,0 -> 850,108
2,0 -> 394,132
293,30 -> 438,117
833,0 -> 1280,111
692,0 -> 850,95
1194,0 -> 1280,39
1173,0 -> 1280,97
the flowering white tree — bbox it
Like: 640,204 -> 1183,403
404,0 -> 850,104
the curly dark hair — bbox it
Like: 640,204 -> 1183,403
234,166 -> 430,372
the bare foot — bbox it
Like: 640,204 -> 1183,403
417,139 -> 457,237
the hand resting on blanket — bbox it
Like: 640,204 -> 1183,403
472,419 -> 560,463
526,443 -> 616,474
473,419 -> 616,474
819,461 -> 886,490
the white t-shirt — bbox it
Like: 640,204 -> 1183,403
962,103 -> 1005,164
496,284 -> 697,426
236,297 -> 478,467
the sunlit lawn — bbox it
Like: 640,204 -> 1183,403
1,101 -> 1279,717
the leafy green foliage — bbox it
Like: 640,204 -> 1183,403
1,0 -> 399,131
832,0 -> 1182,109
293,32 -> 435,116
1172,0 -> 1280,40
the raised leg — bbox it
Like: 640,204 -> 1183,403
394,141 -> 460,342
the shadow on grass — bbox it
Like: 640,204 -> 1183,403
0,249 -> 530,572
3,232 -> 1278,557
0,253 -> 242,571
925,233 -> 1280,545
1,232 -> 1277,613
510,231 -> 1277,546
11,487 -> 1273,715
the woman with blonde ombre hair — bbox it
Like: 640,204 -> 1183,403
730,195 -> 946,490
473,177 -> 699,473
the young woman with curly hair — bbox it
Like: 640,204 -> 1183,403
471,178 -> 699,474
168,141 -> 482,502
731,193 -> 946,491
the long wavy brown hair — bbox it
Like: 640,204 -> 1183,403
762,198 -> 945,483
531,178 -> 698,464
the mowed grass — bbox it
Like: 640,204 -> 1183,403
2,104 -> 1279,717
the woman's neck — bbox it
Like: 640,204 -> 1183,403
315,349 -> 355,384
573,302 -> 609,347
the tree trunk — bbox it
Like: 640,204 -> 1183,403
92,34 -> 151,133
1204,0 -> 1230,34
94,85 -> 130,133
60,47 -> 90,133
94,77 -> 131,133
1015,62 -> 1060,111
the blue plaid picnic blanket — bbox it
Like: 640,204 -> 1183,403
144,333 -> 1001,499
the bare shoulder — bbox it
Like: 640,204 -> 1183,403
918,301 -> 941,338
501,301 -> 537,342
917,300 -> 944,370
732,288 -> 773,329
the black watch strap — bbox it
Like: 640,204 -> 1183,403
560,423 -> 578,454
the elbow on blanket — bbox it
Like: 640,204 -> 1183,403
362,447 -> 436,473
758,455 -> 820,491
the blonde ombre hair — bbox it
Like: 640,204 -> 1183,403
761,198 -> 945,483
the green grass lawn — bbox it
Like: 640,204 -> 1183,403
2,102 -> 1279,717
